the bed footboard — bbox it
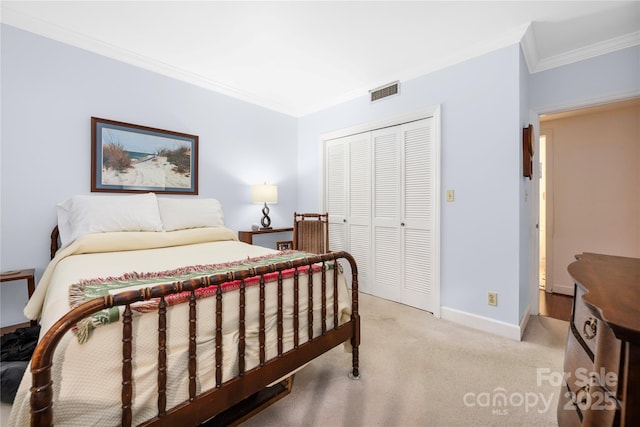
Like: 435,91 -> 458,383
29,251 -> 359,427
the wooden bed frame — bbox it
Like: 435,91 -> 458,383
29,227 -> 360,426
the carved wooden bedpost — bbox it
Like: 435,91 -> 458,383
30,298 -> 110,426
342,252 -> 360,379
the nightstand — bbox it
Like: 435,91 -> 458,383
0,268 -> 37,327
238,228 -> 294,248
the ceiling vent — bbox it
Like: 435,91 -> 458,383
370,81 -> 399,102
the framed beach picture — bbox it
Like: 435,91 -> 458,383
91,117 -> 198,194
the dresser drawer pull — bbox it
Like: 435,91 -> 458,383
583,317 -> 597,340
571,384 -> 591,407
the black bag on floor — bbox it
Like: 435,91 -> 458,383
1,325 -> 40,403
1,360 -> 29,403
1,325 -> 40,362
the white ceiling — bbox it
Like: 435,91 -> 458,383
2,1 -> 639,117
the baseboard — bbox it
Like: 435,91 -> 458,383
440,306 -> 524,341
519,305 -> 531,340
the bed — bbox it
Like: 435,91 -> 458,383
8,194 -> 360,426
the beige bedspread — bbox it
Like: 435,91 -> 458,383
10,227 -> 351,426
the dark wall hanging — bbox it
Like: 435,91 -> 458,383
522,124 -> 534,180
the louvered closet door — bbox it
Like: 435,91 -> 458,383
326,140 -> 347,253
372,118 -> 435,312
401,118 -> 435,313
325,133 -> 371,292
326,115 -> 437,313
347,133 -> 371,293
372,127 -> 403,303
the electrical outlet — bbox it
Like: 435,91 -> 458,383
488,292 -> 497,306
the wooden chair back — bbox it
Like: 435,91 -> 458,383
292,212 -> 329,254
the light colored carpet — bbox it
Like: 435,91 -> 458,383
242,293 -> 568,427
1,402 -> 9,426
0,293 -> 568,426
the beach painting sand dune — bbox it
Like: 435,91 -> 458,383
92,118 -> 198,194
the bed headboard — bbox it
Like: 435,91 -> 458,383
50,226 -> 60,260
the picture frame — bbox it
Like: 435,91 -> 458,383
522,124 -> 534,180
276,241 -> 293,251
91,117 -> 198,194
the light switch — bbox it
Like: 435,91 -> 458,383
446,189 -> 455,202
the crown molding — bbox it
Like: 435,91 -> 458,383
519,23 -> 538,73
528,31 -> 640,74
1,5 -> 300,116
3,5 -> 637,116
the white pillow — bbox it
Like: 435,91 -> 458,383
56,193 -> 163,248
157,197 -> 224,231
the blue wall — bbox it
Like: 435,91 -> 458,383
0,25 -> 298,326
297,45 -> 524,327
529,46 -> 640,113
297,44 -> 639,334
519,46 -> 533,323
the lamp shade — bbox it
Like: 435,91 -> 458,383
251,184 -> 278,204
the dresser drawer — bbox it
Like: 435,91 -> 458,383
580,383 -> 619,427
558,382 -> 582,427
594,322 -> 622,397
560,333 -> 620,427
564,331 -> 596,396
573,283 -> 623,397
573,285 -> 599,357
557,382 -> 619,427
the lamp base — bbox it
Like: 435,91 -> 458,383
260,203 -> 272,229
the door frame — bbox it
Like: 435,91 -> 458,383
530,93 -> 640,312
538,128 -> 558,295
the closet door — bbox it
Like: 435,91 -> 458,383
325,133 -> 371,292
325,115 -> 437,313
326,139 -> 347,252
372,127 -> 402,303
372,118 -> 435,312
401,118 -> 435,313
347,133 -> 371,293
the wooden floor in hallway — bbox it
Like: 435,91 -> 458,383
539,289 -> 573,321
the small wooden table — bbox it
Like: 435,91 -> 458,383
238,228 -> 294,245
0,268 -> 37,326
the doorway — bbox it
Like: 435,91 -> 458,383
538,134 -> 547,291
537,98 -> 640,306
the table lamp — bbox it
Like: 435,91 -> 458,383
251,184 -> 278,229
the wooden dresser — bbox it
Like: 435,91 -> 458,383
558,253 -> 640,426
